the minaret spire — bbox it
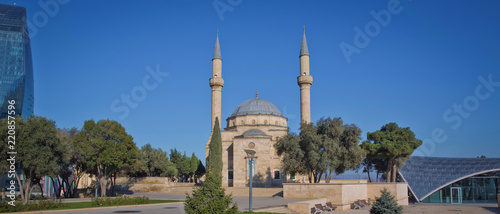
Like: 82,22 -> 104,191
209,30 -> 224,131
298,27 -> 313,123
300,26 -> 309,56
213,29 -> 221,60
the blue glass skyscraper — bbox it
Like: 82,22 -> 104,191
0,4 -> 34,118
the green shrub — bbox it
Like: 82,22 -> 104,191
184,172 -> 237,214
370,188 -> 403,214
0,198 -> 63,212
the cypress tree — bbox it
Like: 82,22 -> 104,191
207,117 -> 223,176
184,117 -> 237,214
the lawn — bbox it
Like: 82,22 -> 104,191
0,199 -> 182,213
56,199 -> 182,210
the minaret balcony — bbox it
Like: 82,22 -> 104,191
297,75 -> 313,86
210,77 -> 225,87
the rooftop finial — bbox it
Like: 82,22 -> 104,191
256,90 -> 258,98
300,26 -> 309,56
213,29 -> 221,60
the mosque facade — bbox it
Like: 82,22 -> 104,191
206,29 -> 313,187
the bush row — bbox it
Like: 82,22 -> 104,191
0,198 -> 63,212
91,195 -> 150,206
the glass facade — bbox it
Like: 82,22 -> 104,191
0,4 -> 34,119
400,156 -> 500,203
421,172 -> 500,204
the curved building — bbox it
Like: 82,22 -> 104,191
400,156 -> 500,204
0,4 -> 34,119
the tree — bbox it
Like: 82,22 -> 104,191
0,116 -> 64,202
275,117 -> 365,183
358,158 -> 387,182
184,117 -> 237,214
361,123 -> 422,182
170,149 -> 192,182
189,153 -> 199,182
207,117 -> 223,175
133,144 -> 177,178
316,117 -> 365,182
74,119 -> 137,197
55,128 -> 84,198
370,188 -> 403,214
274,133 -> 304,177
195,160 -> 206,183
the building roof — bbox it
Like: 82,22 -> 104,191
231,98 -> 282,117
0,4 -> 27,28
242,129 -> 267,136
399,156 -> 500,201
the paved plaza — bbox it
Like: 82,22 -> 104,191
10,191 -> 499,214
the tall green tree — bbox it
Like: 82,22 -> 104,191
133,144 -> 177,178
195,160 -> 206,183
170,148 -> 192,182
0,116 -> 64,202
275,117 -> 365,183
189,153 -> 199,182
361,123 -> 422,182
207,117 -> 223,175
55,127 -> 83,198
317,117 -> 365,182
184,117 -> 237,214
74,119 -> 137,197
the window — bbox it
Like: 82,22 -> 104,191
275,121 -> 278,125
228,170 -> 233,180
264,120 -> 268,125
273,170 -> 281,180
252,120 -> 256,124
290,172 -> 296,180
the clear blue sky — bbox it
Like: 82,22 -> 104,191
5,0 -> 500,161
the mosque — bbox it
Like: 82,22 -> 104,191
205,29 -> 313,187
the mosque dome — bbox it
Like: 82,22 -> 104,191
241,128 -> 267,136
231,98 -> 282,117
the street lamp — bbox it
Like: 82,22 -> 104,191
244,148 -> 256,212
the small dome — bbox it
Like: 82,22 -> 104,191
231,98 -> 282,117
242,129 -> 267,136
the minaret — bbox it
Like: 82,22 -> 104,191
298,27 -> 313,123
210,30 -> 224,131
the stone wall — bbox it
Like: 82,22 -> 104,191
114,177 -> 175,193
283,181 -> 408,211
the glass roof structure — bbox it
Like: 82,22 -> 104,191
399,156 -> 500,202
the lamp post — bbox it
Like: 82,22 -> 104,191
244,149 -> 256,212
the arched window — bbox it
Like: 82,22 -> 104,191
252,120 -> 256,125
264,120 -> 268,125
241,120 -> 244,125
